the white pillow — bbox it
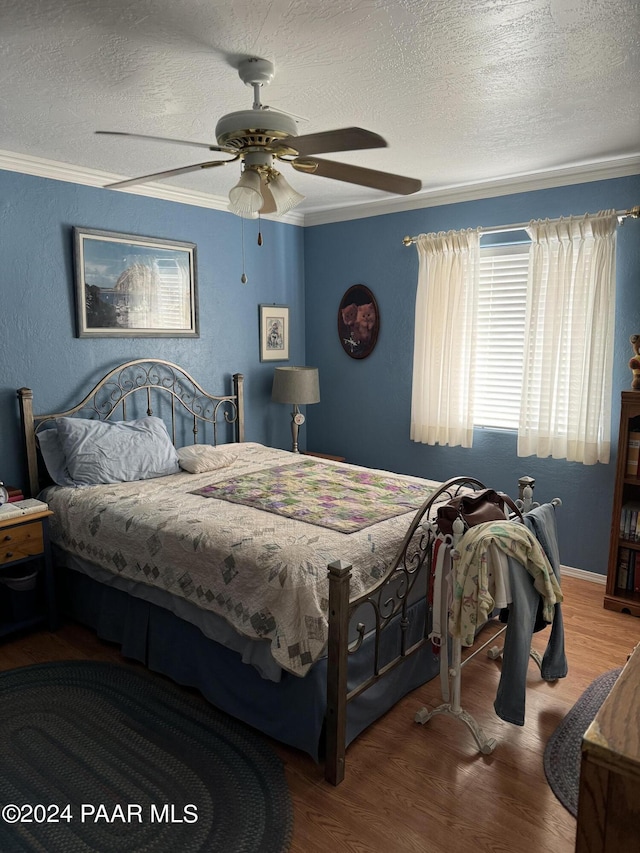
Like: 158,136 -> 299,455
56,416 -> 180,485
177,444 -> 238,474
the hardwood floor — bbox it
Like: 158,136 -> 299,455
1,576 -> 637,853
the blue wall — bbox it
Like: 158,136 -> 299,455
0,170 -> 305,487
1,168 -> 638,576
304,176 -> 640,575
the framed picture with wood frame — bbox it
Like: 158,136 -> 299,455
259,304 -> 290,362
73,227 -> 198,337
337,284 -> 379,359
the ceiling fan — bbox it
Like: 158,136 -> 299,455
97,57 -> 422,217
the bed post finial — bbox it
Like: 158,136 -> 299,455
518,475 -> 535,501
233,373 -> 245,443
517,475 -> 539,513
17,387 -> 40,498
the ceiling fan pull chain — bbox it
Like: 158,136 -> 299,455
257,214 -> 263,247
240,218 -> 247,284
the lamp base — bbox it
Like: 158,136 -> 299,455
290,405 -> 305,453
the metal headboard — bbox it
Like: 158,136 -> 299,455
17,358 -> 245,497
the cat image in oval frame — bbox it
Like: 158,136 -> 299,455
337,285 -> 379,359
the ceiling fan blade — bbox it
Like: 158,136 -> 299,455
291,157 -> 422,195
105,157 -> 238,189
96,130 -> 230,153
280,127 -> 387,156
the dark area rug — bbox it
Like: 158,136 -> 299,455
0,660 -> 293,852
544,667 -> 622,817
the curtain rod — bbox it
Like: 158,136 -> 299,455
401,205 -> 640,246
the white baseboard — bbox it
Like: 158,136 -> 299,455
561,564 -> 606,584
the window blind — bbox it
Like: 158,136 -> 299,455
474,244 -> 529,429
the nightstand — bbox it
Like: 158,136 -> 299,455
303,451 -> 346,463
0,509 -> 57,638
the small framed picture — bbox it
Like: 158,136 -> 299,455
259,304 -> 290,362
73,227 -> 198,337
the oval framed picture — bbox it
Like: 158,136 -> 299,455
337,284 -> 379,359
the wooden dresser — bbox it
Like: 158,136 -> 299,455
575,643 -> 640,852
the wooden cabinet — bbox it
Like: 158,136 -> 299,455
575,644 -> 640,852
0,510 -> 57,638
604,392 -> 640,617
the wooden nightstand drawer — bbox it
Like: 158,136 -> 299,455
0,520 -> 44,565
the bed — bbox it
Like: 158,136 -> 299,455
17,358 -> 530,785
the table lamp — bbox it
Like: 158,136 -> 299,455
272,366 -> 320,452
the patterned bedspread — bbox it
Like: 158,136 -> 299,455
44,444 -> 439,676
190,458 -> 428,532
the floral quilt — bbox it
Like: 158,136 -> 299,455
190,458 -> 428,533
43,444 -> 439,677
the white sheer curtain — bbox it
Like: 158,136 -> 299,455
518,210 -> 617,465
410,228 -> 481,448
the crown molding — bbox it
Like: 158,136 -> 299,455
1,148 -> 638,228
0,149 -> 305,225
302,154 -> 640,226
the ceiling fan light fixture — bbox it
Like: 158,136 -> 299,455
267,170 -> 305,215
228,167 -> 263,217
99,58 -> 422,210
259,178 -> 277,215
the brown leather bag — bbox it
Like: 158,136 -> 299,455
436,488 -> 522,536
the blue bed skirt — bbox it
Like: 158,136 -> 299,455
58,566 -> 441,762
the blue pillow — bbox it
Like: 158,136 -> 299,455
55,416 -> 180,485
37,428 -> 76,487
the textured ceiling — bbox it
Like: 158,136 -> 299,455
1,0 -> 639,221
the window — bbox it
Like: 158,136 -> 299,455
410,212 -> 616,463
474,243 -> 529,430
